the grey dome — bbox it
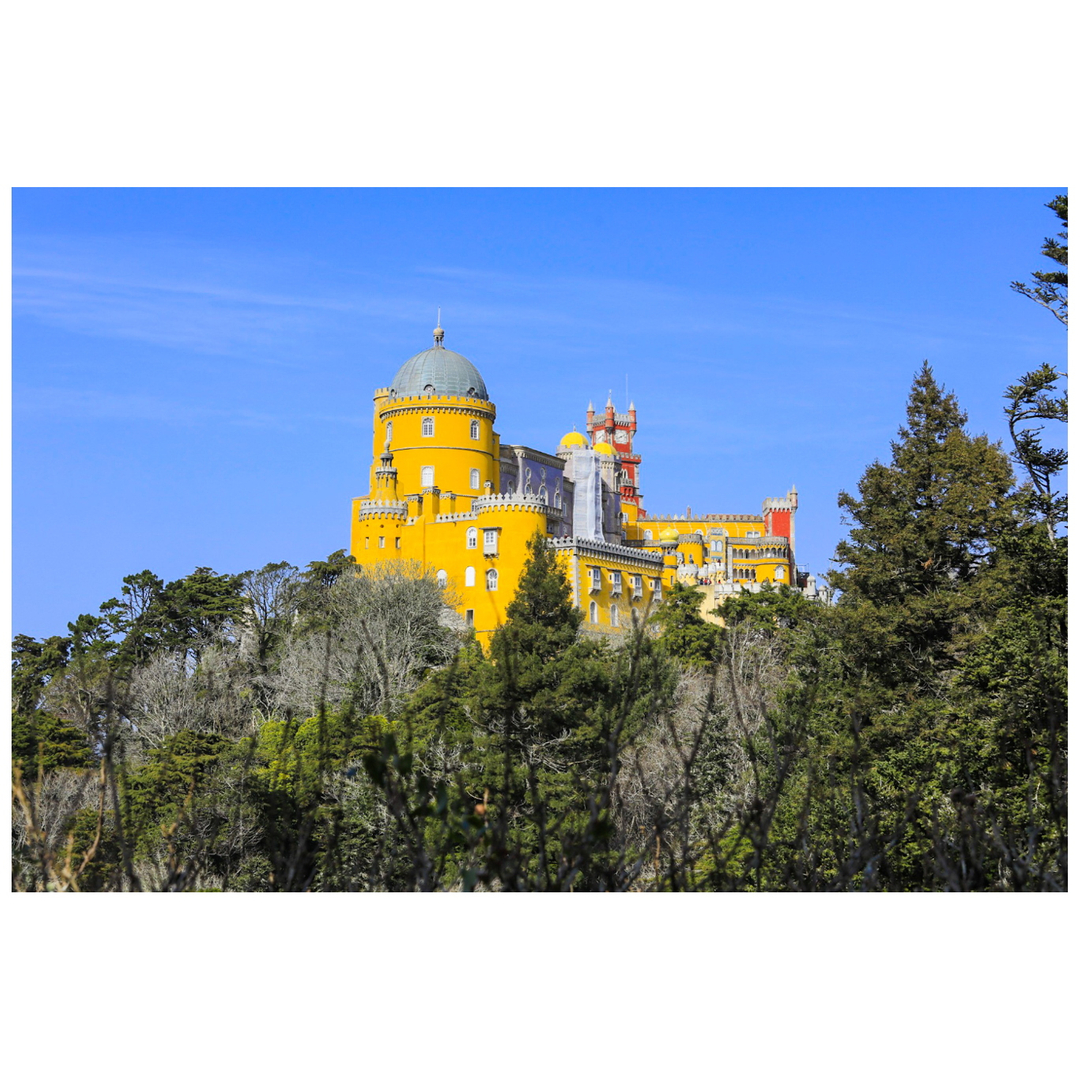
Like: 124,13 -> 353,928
389,345 -> 488,400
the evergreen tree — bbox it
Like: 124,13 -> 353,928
1011,194 -> 1067,326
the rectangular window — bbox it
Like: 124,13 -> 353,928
465,609 -> 474,628
421,465 -> 434,487
609,572 -> 622,595
589,567 -> 602,592
483,529 -> 498,554
631,574 -> 643,598
651,577 -> 662,595
394,536 -> 401,549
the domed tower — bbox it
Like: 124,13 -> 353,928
368,322 -> 499,501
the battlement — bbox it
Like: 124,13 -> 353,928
472,492 -> 562,517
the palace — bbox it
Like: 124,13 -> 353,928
350,326 -> 817,642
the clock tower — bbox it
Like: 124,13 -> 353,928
586,392 -> 642,511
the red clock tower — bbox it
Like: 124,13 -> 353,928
586,393 -> 642,509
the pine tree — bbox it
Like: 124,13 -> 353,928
831,362 -> 1014,690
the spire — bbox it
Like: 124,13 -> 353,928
433,308 -> 444,348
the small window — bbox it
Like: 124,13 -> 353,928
589,601 -> 598,624
465,566 -> 475,587
470,468 -> 480,490
746,530 -> 760,538
421,465 -> 434,487
364,537 -> 369,549
465,609 -> 474,628
486,568 -> 498,591
621,512 -> 629,523
644,530 -> 653,541
436,569 -> 447,587
483,528 -> 498,555
775,566 -> 786,581
609,572 -> 622,595
395,536 -> 401,549
631,575 -> 643,598
469,419 -> 479,440
385,421 -> 392,442
589,567 -> 602,592
378,536 -> 385,549
651,578 -> 662,594
554,488 -> 561,509
610,604 -> 619,627
422,417 -> 434,437
466,527 -> 478,549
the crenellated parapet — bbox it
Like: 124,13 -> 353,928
549,536 -> 664,568
356,498 -> 408,521
472,491 -> 562,518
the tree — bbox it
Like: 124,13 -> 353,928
652,581 -> 721,667
1011,194 -> 1067,326
831,362 -> 1014,688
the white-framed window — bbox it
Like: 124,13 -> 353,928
486,568 -> 498,591
589,601 -> 598,623
385,421 -> 392,442
421,465 -> 434,487
643,530 -> 653,541
775,566 -> 786,581
746,530 -> 760,538
469,419 -> 479,440
631,574 -> 643,598
651,577 -> 662,595
470,468 -> 480,489
554,488 -> 561,509
609,572 -> 622,595
378,536 -> 385,548
483,528 -> 498,554
436,569 -> 448,587
621,512 -> 629,523
465,566 -> 476,587
422,417 -> 434,437
589,567 -> 602,592
610,604 -> 619,627
466,527 -> 478,549
539,486 -> 548,504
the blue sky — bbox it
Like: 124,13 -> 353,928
12,188 -> 1067,640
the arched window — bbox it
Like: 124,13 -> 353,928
470,468 -> 480,489
421,465 -> 434,487
465,566 -> 475,587
610,604 -> 619,627
422,417 -> 434,437
469,419 -> 479,440
554,487 -> 561,508
539,487 -> 548,504
644,530 -> 653,541
466,527 -> 477,549
486,568 -> 498,591
385,421 -> 392,442
589,601 -> 598,624
436,569 -> 447,587
774,566 -> 785,581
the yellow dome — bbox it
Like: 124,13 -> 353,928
594,440 -> 615,455
559,431 -> 590,448
659,526 -> 680,542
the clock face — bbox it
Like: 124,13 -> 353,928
614,430 -> 629,444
